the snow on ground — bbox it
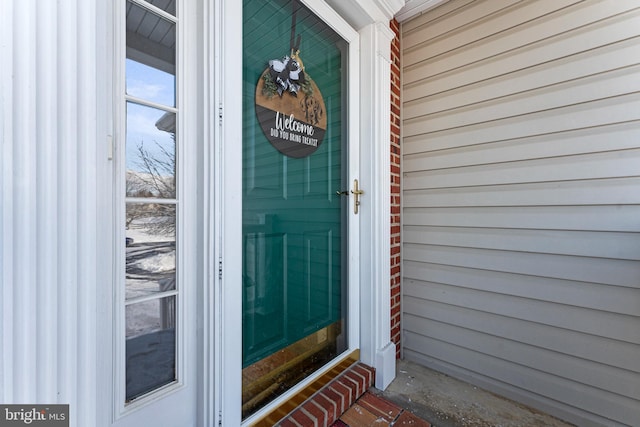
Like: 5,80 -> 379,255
125,217 -> 176,338
132,251 -> 175,273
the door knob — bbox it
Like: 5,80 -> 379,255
351,179 -> 364,214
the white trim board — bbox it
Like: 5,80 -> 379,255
396,0 -> 448,22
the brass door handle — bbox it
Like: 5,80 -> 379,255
351,179 -> 364,214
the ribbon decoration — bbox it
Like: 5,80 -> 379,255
265,0 -> 308,97
268,56 -> 305,96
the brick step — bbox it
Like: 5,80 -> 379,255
276,363 -> 375,427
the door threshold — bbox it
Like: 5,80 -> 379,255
247,350 -> 365,426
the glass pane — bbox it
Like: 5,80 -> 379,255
126,102 -> 176,198
242,0 -> 348,418
126,0 -> 176,106
126,203 -> 176,300
126,59 -> 176,107
126,296 -> 176,401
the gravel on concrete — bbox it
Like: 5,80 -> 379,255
380,360 -> 576,427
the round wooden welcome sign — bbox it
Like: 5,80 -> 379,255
255,9 -> 327,159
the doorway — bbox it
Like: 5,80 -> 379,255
240,0 -> 360,420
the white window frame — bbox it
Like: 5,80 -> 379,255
111,0 -> 199,421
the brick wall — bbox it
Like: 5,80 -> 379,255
390,18 -> 402,359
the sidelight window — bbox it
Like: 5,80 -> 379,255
121,0 -> 179,404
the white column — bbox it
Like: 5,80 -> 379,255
1,1 -> 99,425
358,21 -> 397,390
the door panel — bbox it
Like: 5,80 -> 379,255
244,228 -> 288,358
242,0 -> 349,418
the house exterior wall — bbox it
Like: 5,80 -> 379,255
400,1 -> 640,426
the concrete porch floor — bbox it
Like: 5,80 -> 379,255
374,360 -> 576,427
274,360 -> 577,426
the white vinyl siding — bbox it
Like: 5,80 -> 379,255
1,1 -> 101,425
400,1 -> 640,426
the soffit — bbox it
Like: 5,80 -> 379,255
325,0 -> 406,29
395,0 -> 448,22
126,0 -> 176,73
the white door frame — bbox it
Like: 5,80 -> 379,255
210,1 -> 242,426
211,0 -> 399,425
357,20 -> 398,391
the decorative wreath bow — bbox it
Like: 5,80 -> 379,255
268,55 -> 306,96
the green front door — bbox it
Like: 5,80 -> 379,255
242,0 -> 349,417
